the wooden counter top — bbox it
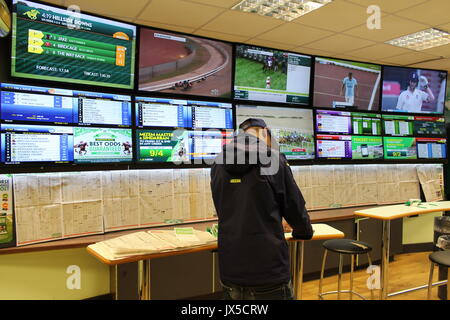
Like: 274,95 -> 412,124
0,205 -> 374,255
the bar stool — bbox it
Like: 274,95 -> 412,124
427,251 -> 450,300
319,239 -> 374,300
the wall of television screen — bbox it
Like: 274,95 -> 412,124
1,0 -> 447,170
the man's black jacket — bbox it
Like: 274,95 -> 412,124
210,133 -> 313,287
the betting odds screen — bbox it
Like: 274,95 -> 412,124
0,83 -> 132,164
135,97 -> 233,163
382,115 -> 445,137
11,0 -> 136,89
315,110 -> 383,160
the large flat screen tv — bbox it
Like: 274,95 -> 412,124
138,27 -> 232,98
234,45 -> 311,105
382,66 -> 447,115
236,105 -> 315,160
135,96 -> 233,163
314,57 -> 381,111
11,0 -> 137,89
1,83 -> 132,127
0,124 -> 133,164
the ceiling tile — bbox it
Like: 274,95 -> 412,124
348,43 -> 412,60
255,23 -> 333,47
437,22 -> 450,33
345,0 -> 428,13
43,0 -> 65,6
292,1 -> 373,32
344,15 -> 428,43
382,52 -> 441,65
136,0 -> 225,29
410,58 -> 450,71
245,39 -> 296,51
395,0 -> 450,26
290,47 -> 335,58
134,20 -> 195,34
304,34 -> 375,54
183,0 -> 241,8
108,16 -> 136,24
421,44 -> 450,59
193,30 -> 249,43
61,0 -> 149,19
201,10 -> 284,38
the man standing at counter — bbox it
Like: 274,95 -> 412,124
210,118 -> 313,300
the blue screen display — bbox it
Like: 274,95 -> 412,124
0,124 -> 74,164
0,83 -> 131,126
135,97 -> 233,129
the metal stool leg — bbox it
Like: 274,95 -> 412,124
428,262 -> 435,300
337,254 -> 343,300
318,249 -> 328,300
367,253 -> 374,300
349,255 -> 354,300
319,250 -> 370,300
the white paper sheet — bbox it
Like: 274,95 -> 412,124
356,183 -> 378,206
312,166 -> 334,187
312,185 -> 334,209
15,205 -> 63,246
62,200 -> 103,238
334,166 -> 356,186
355,165 -> 377,184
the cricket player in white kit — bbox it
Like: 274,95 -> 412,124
396,72 -> 434,113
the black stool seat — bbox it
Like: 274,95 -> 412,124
429,251 -> 450,267
323,239 -> 372,254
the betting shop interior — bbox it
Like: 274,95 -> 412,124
0,0 -> 450,301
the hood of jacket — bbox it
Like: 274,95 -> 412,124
216,132 -> 274,175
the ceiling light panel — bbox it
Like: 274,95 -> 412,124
386,28 -> 450,51
232,0 -> 333,22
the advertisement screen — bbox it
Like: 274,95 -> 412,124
73,127 -> 132,163
236,105 -> 315,160
382,66 -> 447,114
139,28 -> 232,98
1,83 -> 132,126
11,0 -> 136,89
137,129 -> 231,162
0,124 -> 73,164
314,57 -> 381,111
351,136 -> 383,160
383,137 -> 417,160
316,134 -> 383,160
234,45 -> 311,105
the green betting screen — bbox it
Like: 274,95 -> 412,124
11,0 -> 136,89
383,137 -> 417,160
